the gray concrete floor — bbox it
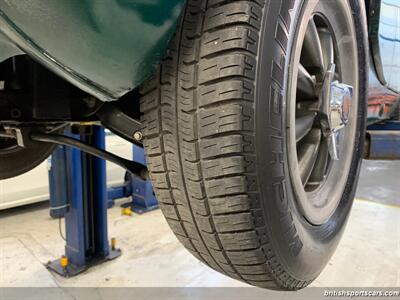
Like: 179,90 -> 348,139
0,160 -> 399,287
357,160 -> 400,207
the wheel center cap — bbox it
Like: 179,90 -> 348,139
329,81 -> 353,132
319,64 -> 354,160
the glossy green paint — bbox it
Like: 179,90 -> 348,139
0,0 -> 185,101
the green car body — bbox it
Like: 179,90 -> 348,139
0,0 -> 185,101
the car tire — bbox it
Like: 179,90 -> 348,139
140,0 -> 368,290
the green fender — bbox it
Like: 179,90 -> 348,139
0,0 -> 185,101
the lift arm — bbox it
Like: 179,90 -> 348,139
30,132 -> 147,175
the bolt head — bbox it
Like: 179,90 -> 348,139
133,131 -> 143,141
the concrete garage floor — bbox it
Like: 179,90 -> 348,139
0,160 -> 399,288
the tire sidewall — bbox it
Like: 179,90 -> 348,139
255,0 -> 368,281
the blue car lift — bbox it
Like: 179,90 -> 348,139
47,125 -> 157,277
108,144 -> 158,214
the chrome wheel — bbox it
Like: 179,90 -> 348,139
287,0 -> 359,225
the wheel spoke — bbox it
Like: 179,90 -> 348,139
302,18 -> 325,73
296,113 -> 315,142
297,64 -> 317,100
318,28 -> 334,71
307,136 -> 329,185
297,129 -> 321,185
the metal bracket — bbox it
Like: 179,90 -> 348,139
0,127 -> 24,146
97,103 -> 143,145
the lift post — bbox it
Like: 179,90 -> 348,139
47,125 -> 120,277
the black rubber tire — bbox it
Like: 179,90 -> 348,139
0,129 -> 55,179
140,0 -> 368,290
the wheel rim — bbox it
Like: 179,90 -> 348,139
287,1 -> 359,225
